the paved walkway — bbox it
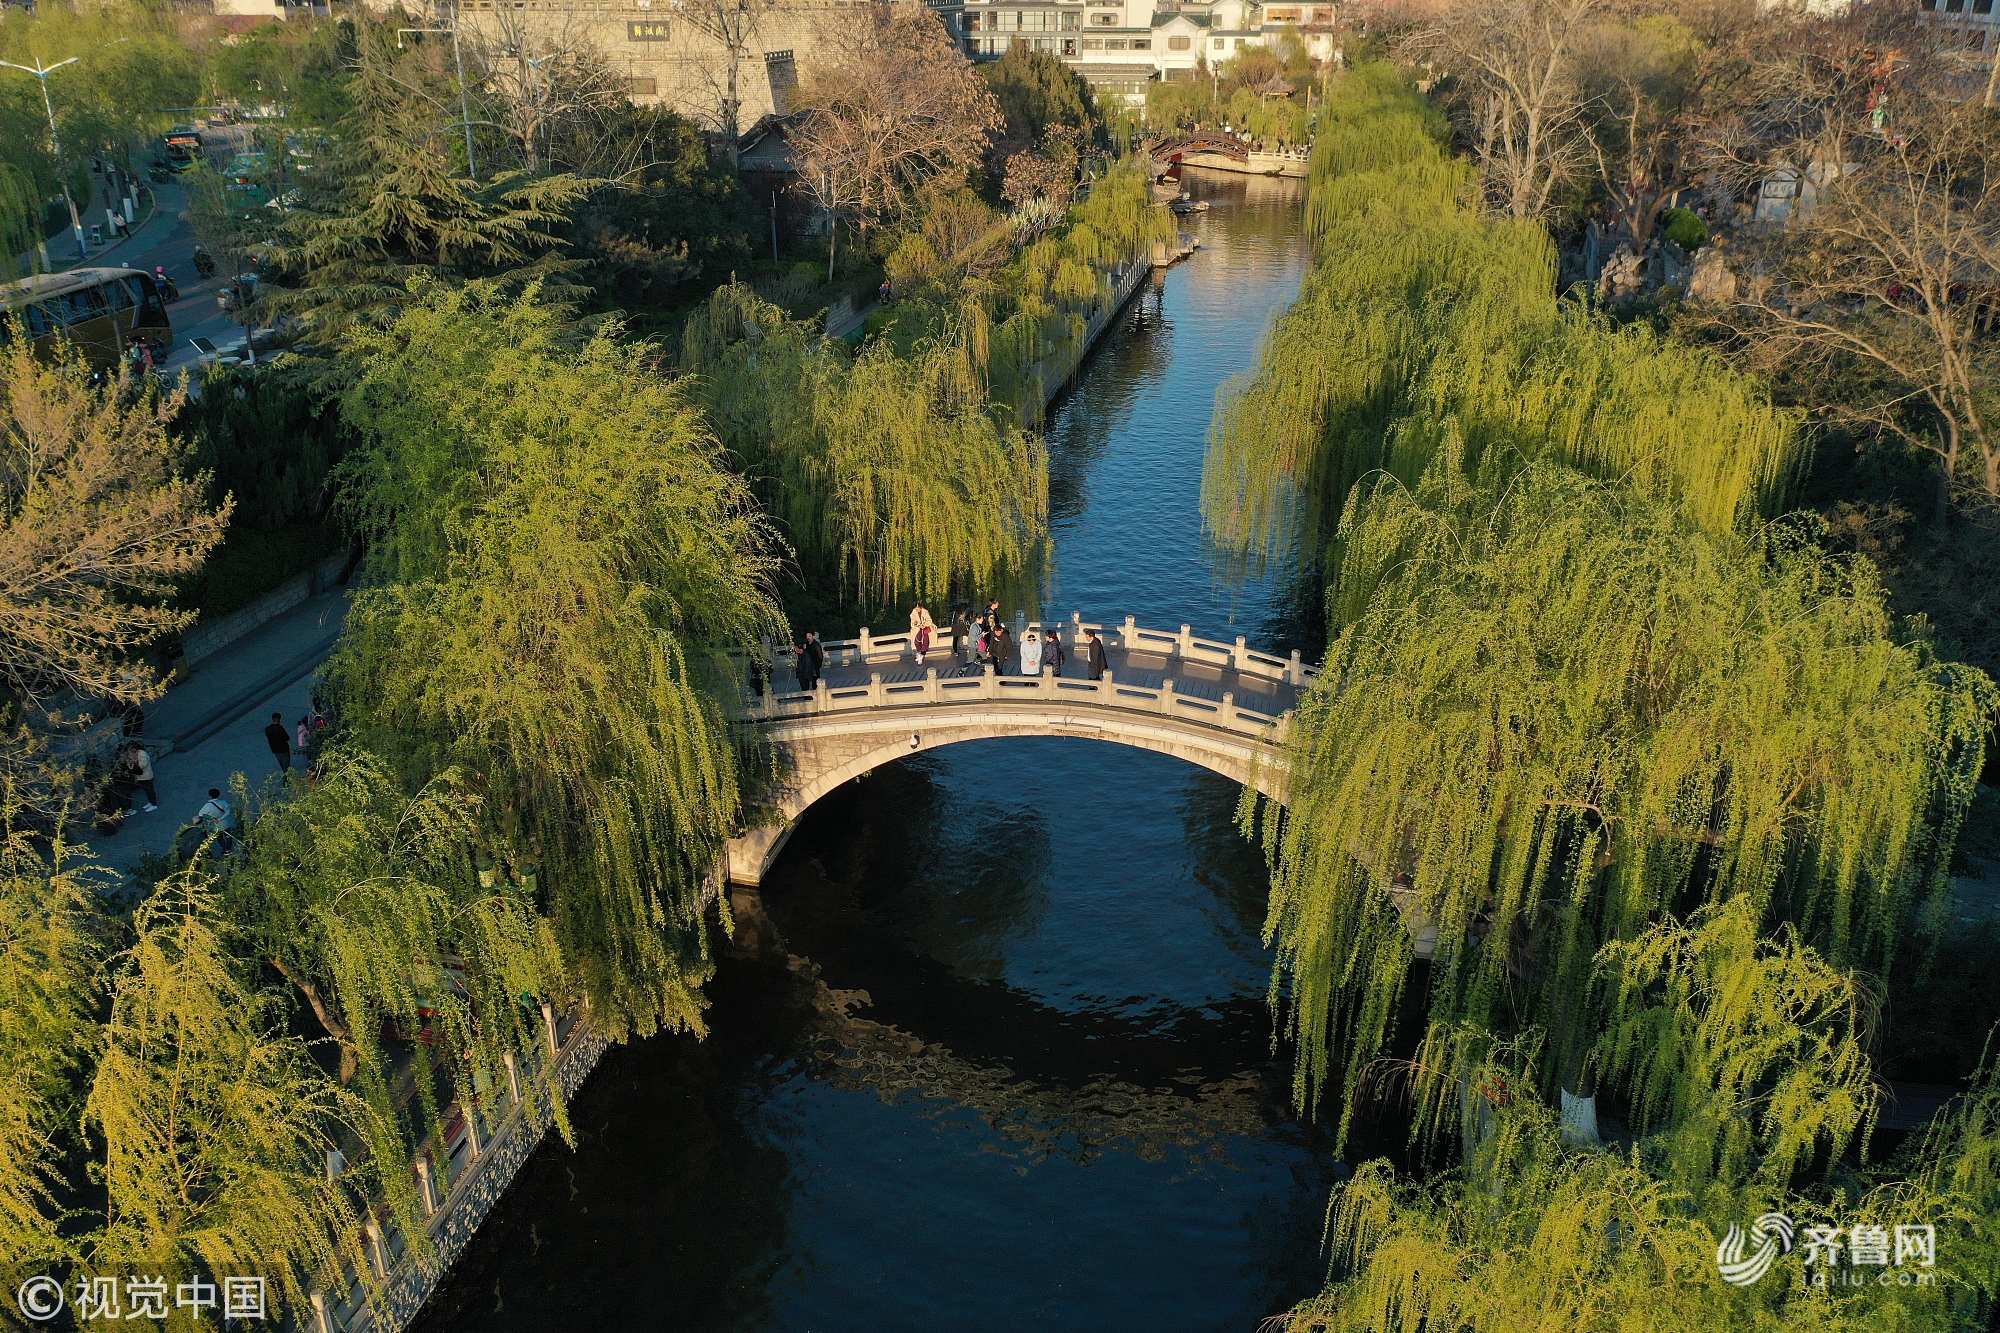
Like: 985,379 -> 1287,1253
87,589 -> 351,874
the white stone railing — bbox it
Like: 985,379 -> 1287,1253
731,615 -> 1314,746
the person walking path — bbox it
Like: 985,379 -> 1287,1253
86,588 -> 352,875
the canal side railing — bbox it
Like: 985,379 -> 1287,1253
730,615 -> 1314,746
307,1006 -> 609,1333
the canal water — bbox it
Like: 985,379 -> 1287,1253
413,168 -> 1343,1333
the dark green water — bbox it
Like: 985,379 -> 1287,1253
413,169 -> 1348,1333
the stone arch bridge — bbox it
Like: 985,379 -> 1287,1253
723,615 -> 1312,886
1151,133 -> 1254,164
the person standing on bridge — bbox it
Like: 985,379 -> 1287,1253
909,601 -> 935,664
992,621 -> 1015,675
1044,626 -> 1065,677
1020,630 -> 1043,678
950,602 -> 970,665
1087,629 -> 1108,681
797,632 -> 826,692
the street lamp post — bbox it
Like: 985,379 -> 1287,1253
0,55 -> 86,263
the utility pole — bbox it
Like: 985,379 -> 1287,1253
401,8 -> 480,181
449,0 -> 479,181
0,56 -> 86,262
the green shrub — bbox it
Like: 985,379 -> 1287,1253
1663,206 -> 1708,250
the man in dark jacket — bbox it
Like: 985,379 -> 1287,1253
797,632 -> 827,691
265,711 -> 293,771
1086,629 -> 1108,681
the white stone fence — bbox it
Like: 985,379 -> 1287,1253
730,615 -> 1316,745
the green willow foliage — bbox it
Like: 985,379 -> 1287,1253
225,751 -> 568,1253
1212,64 -> 1995,1129
84,873 -> 367,1315
0,821 -> 105,1269
987,158 -> 1176,422
686,284 -> 1047,611
1276,907 -> 2000,1333
330,283 -> 783,1040
1251,459 -> 1995,1123
1203,64 -> 1802,576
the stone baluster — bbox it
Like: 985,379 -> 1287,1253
1277,708 -> 1295,742
541,1002 -> 559,1057
858,627 -> 873,659
461,1103 -> 481,1160
505,1052 -> 521,1105
1122,615 -> 1138,649
311,1292 -> 333,1333
1233,635 -> 1247,671
925,667 -> 940,703
984,662 -> 997,699
361,1221 -> 388,1280
1289,649 -> 1303,685
1160,678 -> 1176,714
868,672 -> 883,706
1221,690 -> 1235,724
1179,624 -> 1193,658
415,1158 -> 437,1218
815,676 -> 831,712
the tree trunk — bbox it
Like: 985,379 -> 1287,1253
1937,411 -> 1960,529
273,957 -> 359,1084
725,46 -> 742,173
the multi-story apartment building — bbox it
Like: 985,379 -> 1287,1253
407,0 -> 1327,138
959,0 -> 1335,104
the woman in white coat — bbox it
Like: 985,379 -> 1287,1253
1019,630 -> 1043,678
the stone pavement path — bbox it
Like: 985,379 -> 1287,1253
86,589 -> 351,875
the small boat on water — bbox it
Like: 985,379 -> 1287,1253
1168,193 -> 1209,215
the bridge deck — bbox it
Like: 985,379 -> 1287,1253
732,617 -> 1312,746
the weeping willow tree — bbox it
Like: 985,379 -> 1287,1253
223,749 -> 570,1265
0,817 -> 107,1273
83,870 -> 370,1316
330,281 -> 783,1039
1248,457 -> 1995,1129
986,156 -> 1176,422
685,283 -> 1046,612
1272,904 -> 2000,1333
1203,63 -> 1802,577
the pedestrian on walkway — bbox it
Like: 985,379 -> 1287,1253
1045,627 -> 1066,677
982,600 -> 1001,639
195,788 -> 232,832
993,622 -> 1015,675
1021,630 -> 1043,677
129,743 -> 157,812
797,631 -> 826,691
1087,629 -> 1108,681
909,601 -> 935,663
951,603 -> 970,664
265,711 -> 292,771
